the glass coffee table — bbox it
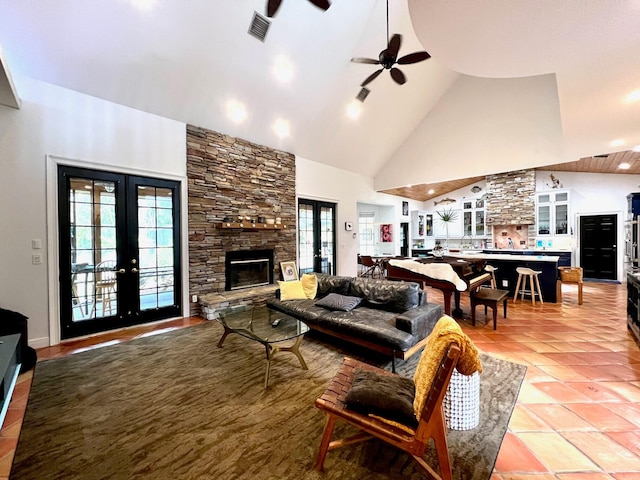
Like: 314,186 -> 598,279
216,306 -> 309,388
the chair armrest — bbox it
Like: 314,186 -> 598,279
395,303 -> 442,338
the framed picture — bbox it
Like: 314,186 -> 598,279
402,201 -> 409,216
380,224 -> 393,242
280,261 -> 299,281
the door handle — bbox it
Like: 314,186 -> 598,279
118,268 -> 126,274
131,267 -> 139,273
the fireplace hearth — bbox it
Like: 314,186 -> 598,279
225,250 -> 275,291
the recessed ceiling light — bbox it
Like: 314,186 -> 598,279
626,90 -> 640,102
619,162 -> 631,170
610,139 -> 625,147
273,118 -> 290,138
130,0 -> 156,11
633,145 -> 640,153
272,55 -> 294,84
346,101 -> 361,120
428,189 -> 434,195
226,99 -> 247,124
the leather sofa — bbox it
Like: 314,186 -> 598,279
267,273 -> 442,371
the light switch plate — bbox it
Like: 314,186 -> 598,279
32,239 -> 42,249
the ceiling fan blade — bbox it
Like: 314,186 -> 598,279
387,34 -> 402,60
309,0 -> 331,10
390,67 -> 406,85
351,57 -> 380,65
267,0 -> 282,17
361,69 -> 384,87
397,51 -> 431,65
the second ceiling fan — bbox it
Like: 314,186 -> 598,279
266,0 -> 331,17
351,0 -> 431,89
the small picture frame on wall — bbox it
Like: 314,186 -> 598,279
280,261 -> 299,281
402,201 -> 409,216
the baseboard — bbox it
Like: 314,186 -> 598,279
28,337 -> 51,349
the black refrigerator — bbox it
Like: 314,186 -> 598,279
626,193 -> 640,270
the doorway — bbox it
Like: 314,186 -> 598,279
298,199 -> 336,275
58,165 -> 182,339
579,214 -> 617,281
400,222 -> 409,257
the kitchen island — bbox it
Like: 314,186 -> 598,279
447,252 -> 560,303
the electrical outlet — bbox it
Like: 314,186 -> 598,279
191,294 -> 198,303
32,253 -> 43,265
501,280 -> 508,288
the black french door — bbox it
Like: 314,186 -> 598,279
580,214 -> 617,280
298,199 -> 336,275
58,166 -> 182,339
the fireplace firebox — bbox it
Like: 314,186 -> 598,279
225,249 -> 275,291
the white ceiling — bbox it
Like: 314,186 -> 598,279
1,0 -> 639,192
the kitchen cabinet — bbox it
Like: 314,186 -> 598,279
410,210 -> 433,246
433,207 -> 463,239
462,198 -> 486,237
536,190 -> 570,236
627,273 -> 640,346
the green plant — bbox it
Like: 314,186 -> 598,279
436,208 -> 458,223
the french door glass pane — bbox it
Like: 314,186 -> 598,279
137,186 -> 175,310
69,178 -> 117,322
298,203 -> 314,274
320,206 -> 334,274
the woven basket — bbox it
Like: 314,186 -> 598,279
559,266 -> 583,282
443,370 -> 480,430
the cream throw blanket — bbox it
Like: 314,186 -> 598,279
388,259 -> 467,291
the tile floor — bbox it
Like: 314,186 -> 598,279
0,281 -> 639,479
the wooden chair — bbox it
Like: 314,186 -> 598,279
314,344 -> 461,479
90,260 -> 118,317
359,255 -> 383,278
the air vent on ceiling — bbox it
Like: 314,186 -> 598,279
249,11 -> 271,42
356,87 -> 370,102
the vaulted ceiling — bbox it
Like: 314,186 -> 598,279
1,0 -> 639,199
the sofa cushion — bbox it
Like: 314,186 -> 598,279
315,273 -> 352,298
278,280 -> 307,300
349,277 -> 420,313
315,293 -> 362,312
301,273 -> 318,299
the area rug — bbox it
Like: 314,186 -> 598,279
12,322 -> 526,480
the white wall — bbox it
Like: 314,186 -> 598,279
0,77 -> 186,347
296,157 -> 420,277
375,73 -> 564,191
536,170 -> 640,281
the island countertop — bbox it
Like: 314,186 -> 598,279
446,252 -> 560,263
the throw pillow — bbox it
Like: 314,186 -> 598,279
315,293 -> 362,312
345,369 -> 418,428
300,273 -> 318,299
278,280 -> 307,300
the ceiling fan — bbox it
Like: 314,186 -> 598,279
266,0 -> 331,17
351,0 -> 430,88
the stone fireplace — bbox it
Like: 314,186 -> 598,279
186,125 -> 296,316
225,249 -> 274,291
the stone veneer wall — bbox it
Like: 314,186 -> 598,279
485,169 -> 536,248
186,124 -> 297,316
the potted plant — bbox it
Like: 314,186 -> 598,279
436,208 -> 458,249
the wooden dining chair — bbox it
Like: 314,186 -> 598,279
359,255 -> 382,278
314,343 -> 462,479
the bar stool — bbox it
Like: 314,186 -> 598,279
484,264 -> 498,289
513,267 -> 543,305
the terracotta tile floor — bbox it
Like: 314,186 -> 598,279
0,281 -> 639,479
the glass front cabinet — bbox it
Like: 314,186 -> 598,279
462,199 -> 486,237
536,190 -> 570,236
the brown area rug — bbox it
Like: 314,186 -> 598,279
12,321 -> 525,479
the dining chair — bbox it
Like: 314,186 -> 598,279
90,260 -> 118,317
